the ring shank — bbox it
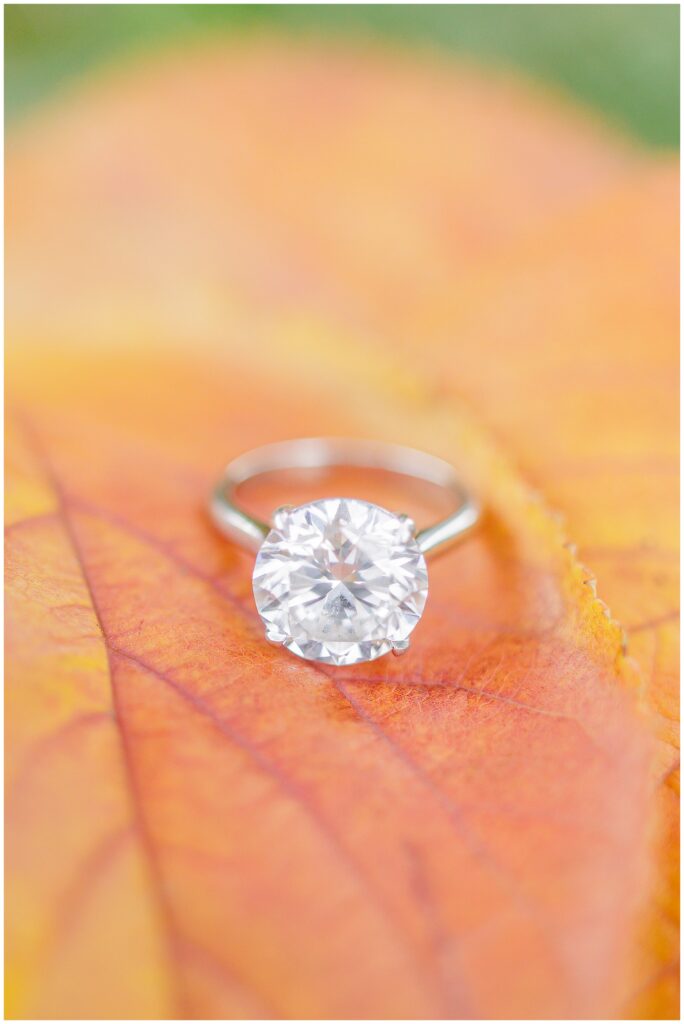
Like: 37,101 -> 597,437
210,438 -> 480,558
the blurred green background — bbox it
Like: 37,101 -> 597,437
5,3 -> 680,147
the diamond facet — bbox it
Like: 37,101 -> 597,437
252,497 -> 428,665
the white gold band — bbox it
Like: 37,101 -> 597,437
210,438 -> 480,558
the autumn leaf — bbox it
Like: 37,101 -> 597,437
6,43 -> 678,1019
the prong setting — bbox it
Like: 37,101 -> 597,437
265,627 -> 288,646
391,640 -> 410,656
272,505 -> 294,530
396,513 -> 417,542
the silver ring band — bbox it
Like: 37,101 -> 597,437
210,438 -> 480,558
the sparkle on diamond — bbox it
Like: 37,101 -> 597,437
252,497 -> 428,665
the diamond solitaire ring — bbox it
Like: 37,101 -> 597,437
210,439 -> 480,666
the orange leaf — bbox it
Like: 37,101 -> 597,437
6,44 -> 677,1019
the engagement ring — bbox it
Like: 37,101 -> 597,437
210,439 -> 480,666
